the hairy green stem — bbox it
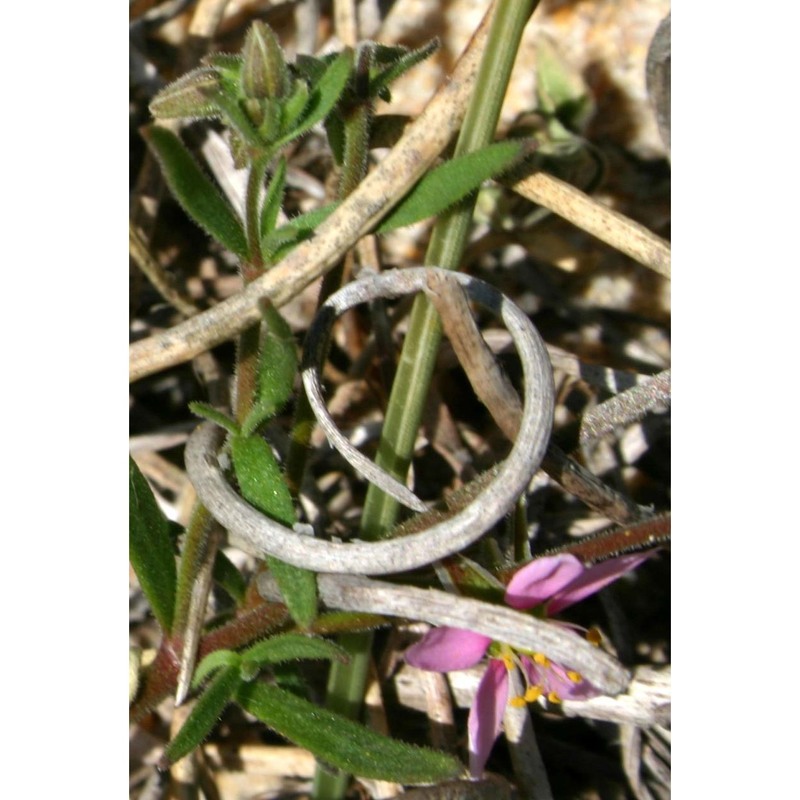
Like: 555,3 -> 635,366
310,73 -> 379,800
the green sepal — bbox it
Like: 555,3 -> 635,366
259,157 -> 287,240
129,457 -> 177,632
241,633 -> 349,675
201,53 -> 243,90
375,139 -> 532,233
192,649 -> 242,689
237,681 -> 464,783
188,401 -> 239,436
240,302 -> 297,437
241,21 -> 289,100
149,67 -> 225,121
143,126 -> 248,258
273,50 -> 353,150
165,665 -> 242,763
231,434 -> 318,627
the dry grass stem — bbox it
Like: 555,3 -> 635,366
507,171 -> 671,279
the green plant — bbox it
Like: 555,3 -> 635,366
131,18 -> 533,787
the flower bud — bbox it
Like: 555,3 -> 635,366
241,21 -> 289,100
149,67 -> 223,120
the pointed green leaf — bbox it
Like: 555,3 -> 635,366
165,665 -> 241,763
143,126 -> 248,257
240,301 -> 297,437
231,434 -> 318,627
261,202 -> 339,263
238,682 -> 463,783
259,157 -> 287,240
192,649 -> 242,688
242,633 -> 349,671
369,38 -> 439,99
188,401 -> 239,436
274,50 -> 352,149
375,140 -> 531,233
264,555 -> 318,629
231,433 -> 295,526
130,457 -> 177,632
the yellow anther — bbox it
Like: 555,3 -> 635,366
532,652 -> 550,668
547,691 -> 562,704
524,685 -> 543,703
586,626 -> 602,646
566,670 -> 582,683
509,695 -> 527,708
501,654 -> 514,670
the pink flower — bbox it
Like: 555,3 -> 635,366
405,552 -> 649,777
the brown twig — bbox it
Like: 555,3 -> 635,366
505,171 -> 671,279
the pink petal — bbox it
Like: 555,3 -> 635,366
505,555 -> 584,610
547,552 -> 653,614
546,661 -> 599,701
405,627 -> 492,671
468,659 -> 508,778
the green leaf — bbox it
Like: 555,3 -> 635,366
129,458 -> 177,632
188,401 -> 239,436
231,433 -> 295,526
212,548 -> 247,603
241,633 -> 349,671
261,202 -> 339,263
369,38 -> 439,100
309,611 -> 390,635
281,80 -> 311,133
274,50 -> 353,149
240,302 -> 297,436
143,126 -> 248,258
192,649 -> 242,688
165,665 -> 241,763
231,434 -> 318,627
259,157 -> 287,239
238,682 -> 463,783
375,140 -> 531,233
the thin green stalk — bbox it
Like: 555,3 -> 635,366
286,76 -> 374,493
313,3 -> 540,798
361,0 -> 541,538
311,633 -> 372,798
310,77 -> 379,800
236,158 -> 269,423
